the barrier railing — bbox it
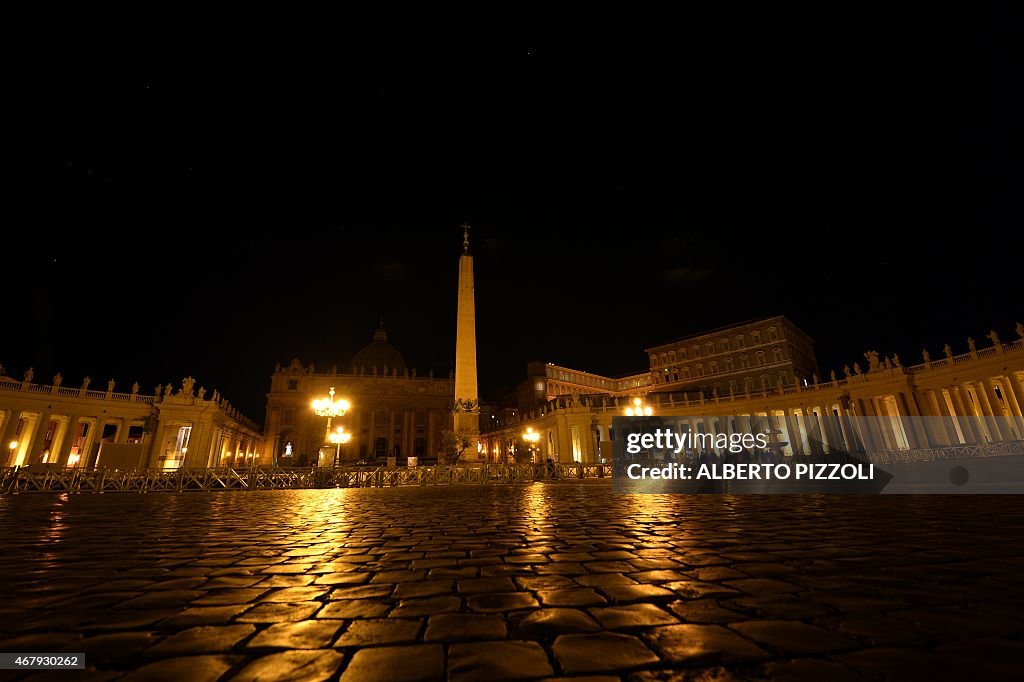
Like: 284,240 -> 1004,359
0,462 -> 614,494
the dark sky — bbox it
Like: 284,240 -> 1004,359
8,7 -> 1022,422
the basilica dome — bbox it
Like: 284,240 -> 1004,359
350,322 -> 407,374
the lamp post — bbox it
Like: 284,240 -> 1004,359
522,427 -> 541,464
624,397 -> 653,417
312,386 -> 350,467
328,426 -> 351,467
624,397 -> 654,461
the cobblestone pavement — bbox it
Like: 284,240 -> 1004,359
1,484 -> 1023,681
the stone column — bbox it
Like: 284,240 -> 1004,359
117,417 -> 133,444
999,376 -> 1024,438
55,416 -> 81,466
388,410 -> 396,458
925,390 -> 955,446
979,379 -> 1008,442
25,413 -> 54,465
855,399 -> 880,452
897,392 -> 926,449
1,409 -> 23,467
146,421 -> 167,468
950,386 -> 979,444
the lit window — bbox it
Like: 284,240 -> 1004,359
287,379 -> 298,391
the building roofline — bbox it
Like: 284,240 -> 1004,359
645,315 -> 814,352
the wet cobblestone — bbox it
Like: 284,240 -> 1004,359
1,484 -> 1023,679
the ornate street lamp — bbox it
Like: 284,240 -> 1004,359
522,426 -> 541,463
328,425 -> 351,467
624,397 -> 653,416
312,387 -> 350,467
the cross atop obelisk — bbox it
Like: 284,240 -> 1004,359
453,223 -> 480,451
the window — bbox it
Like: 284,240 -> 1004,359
706,342 -> 715,355
752,331 -> 761,344
725,357 -> 734,371
374,437 -> 387,457
721,338 -> 730,352
710,361 -> 719,374
682,367 -> 691,379
773,347 -> 783,363
679,348 -> 687,360
287,379 -> 298,391
671,368 -> 679,382
779,371 -> 788,386
768,327 -> 778,342
756,351 -> 766,366
740,354 -> 749,368
729,380 -> 738,393
282,408 -> 295,426
696,364 -> 705,377
736,335 -> 745,348
692,345 -> 700,357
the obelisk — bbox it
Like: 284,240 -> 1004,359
453,223 -> 480,447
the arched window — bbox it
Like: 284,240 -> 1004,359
752,331 -> 761,344
696,364 -> 705,377
761,375 -> 770,389
736,335 -> 745,348
773,347 -> 783,363
709,361 -> 719,374
682,367 -> 691,379
668,351 -> 676,362
740,354 -> 749,369
706,342 -> 715,355
679,348 -> 687,360
692,345 -> 700,357
729,380 -> 738,393
755,351 -> 766,366
721,338 -> 730,352
768,327 -> 778,342
725,357 -> 734,371
778,371 -> 788,386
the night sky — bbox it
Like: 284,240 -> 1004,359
8,7 -> 1022,422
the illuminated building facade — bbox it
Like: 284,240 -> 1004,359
483,323 -> 1024,465
646,316 -> 819,395
263,323 -> 455,464
0,374 -> 262,470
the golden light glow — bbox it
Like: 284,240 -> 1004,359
522,427 -> 540,444
328,426 -> 351,444
312,386 -> 350,418
625,397 -> 653,417
8,440 -> 17,450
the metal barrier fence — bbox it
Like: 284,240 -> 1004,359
0,462 -> 612,494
